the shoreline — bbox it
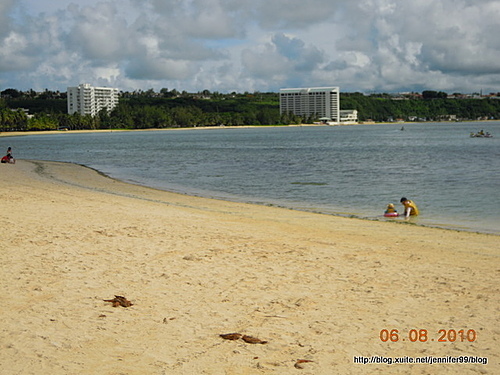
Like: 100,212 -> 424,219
1,119 -> 498,138
19,158 -> 500,236
2,124 -> 498,235
31,159 -> 500,236
1,160 -> 498,374
1,124 -> 323,138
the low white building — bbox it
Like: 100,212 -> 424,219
67,83 -> 119,116
340,109 -> 358,124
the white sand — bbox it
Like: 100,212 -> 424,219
0,160 -> 498,374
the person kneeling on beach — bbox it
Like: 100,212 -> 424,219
2,146 -> 15,164
1,155 -> 13,163
400,197 -> 419,218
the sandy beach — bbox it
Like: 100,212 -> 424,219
0,160 -> 498,374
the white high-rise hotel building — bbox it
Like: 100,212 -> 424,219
67,83 -> 119,116
279,86 -> 340,122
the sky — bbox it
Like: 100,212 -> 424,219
1,0 -> 500,94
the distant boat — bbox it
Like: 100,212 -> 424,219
470,131 -> 493,138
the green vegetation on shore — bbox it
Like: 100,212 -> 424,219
1,88 -> 500,132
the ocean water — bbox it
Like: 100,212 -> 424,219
6,122 -> 500,234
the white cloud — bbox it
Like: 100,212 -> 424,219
0,0 -> 16,38
65,3 -> 130,61
1,0 -> 499,93
126,58 -> 196,80
0,32 -> 32,71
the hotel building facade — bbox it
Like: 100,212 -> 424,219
279,86 -> 340,122
67,83 -> 119,116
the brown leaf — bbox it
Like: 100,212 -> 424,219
103,295 -> 133,307
241,335 -> 268,344
220,333 -> 242,340
294,359 -> 313,369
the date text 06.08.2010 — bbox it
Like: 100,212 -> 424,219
379,329 -> 477,343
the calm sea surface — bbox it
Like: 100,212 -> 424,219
6,122 -> 500,234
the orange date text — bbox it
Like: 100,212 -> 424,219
379,329 -> 477,343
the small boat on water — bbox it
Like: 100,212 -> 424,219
470,131 -> 493,138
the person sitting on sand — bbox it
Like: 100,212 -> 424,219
384,203 -> 398,214
1,147 -> 14,164
5,146 -> 15,163
400,197 -> 419,218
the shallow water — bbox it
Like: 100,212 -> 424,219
7,122 -> 500,234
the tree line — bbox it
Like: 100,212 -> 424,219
2,88 -> 500,132
341,92 -> 500,122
